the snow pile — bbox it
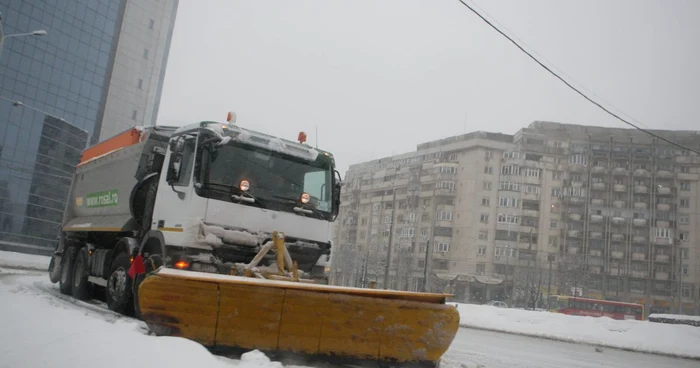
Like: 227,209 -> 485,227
0,250 -> 51,271
456,303 -> 700,358
649,313 -> 700,327
198,221 -> 259,247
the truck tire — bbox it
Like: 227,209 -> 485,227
132,253 -> 164,319
48,253 -> 62,284
59,246 -> 78,295
106,252 -> 134,316
71,247 -> 91,300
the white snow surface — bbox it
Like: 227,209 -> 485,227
456,303 -> 700,358
0,250 -> 51,270
650,313 -> 700,322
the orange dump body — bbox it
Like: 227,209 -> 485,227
80,128 -> 143,165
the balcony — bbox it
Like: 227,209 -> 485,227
590,267 -> 602,274
613,200 -> 625,209
631,270 -> 649,278
613,167 -> 628,176
564,196 -> 584,204
611,233 -> 625,242
656,220 -> 670,228
632,252 -> 646,261
567,246 -> 580,254
568,213 -> 582,221
608,267 -> 626,276
435,188 -> 457,197
655,237 -> 673,246
655,254 -> 670,262
633,235 -> 647,243
591,198 -> 605,206
592,182 -> 606,190
634,169 -> 649,177
589,249 -> 602,257
611,251 -> 625,259
634,185 -> 648,194
655,271 -> 669,280
656,203 -> 671,211
657,169 -> 673,178
633,202 -> 647,209
569,163 -> 585,172
590,214 -> 604,223
611,216 -> 625,225
657,187 -> 671,195
633,218 -> 647,227
592,165 -> 607,174
613,184 -> 627,192
568,230 -> 582,237
590,232 -> 603,239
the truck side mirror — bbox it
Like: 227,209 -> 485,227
166,137 -> 185,183
331,170 -> 342,219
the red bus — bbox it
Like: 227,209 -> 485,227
548,295 -> 645,320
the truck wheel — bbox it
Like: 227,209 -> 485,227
48,253 -> 62,284
133,254 -> 164,319
106,253 -> 134,316
71,247 -> 91,300
59,246 -> 78,295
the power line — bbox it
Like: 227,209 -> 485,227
455,0 -> 700,155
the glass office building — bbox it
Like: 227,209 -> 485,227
0,0 -> 178,249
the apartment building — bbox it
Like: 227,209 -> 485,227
332,121 -> 700,315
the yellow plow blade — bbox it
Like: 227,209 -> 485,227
138,268 -> 460,367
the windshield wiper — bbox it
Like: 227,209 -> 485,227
200,182 -> 265,208
269,195 -> 326,219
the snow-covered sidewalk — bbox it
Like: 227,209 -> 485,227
0,250 -> 52,271
456,303 -> 700,359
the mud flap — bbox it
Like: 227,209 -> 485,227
138,268 -> 460,367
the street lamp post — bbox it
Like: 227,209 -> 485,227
0,13 -> 48,59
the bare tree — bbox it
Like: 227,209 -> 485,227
512,254 -> 546,309
556,252 -> 590,297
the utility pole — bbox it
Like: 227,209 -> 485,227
678,246 -> 683,314
423,240 -> 431,292
382,189 -> 397,289
547,253 -> 554,304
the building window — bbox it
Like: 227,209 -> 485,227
569,155 -> 587,165
149,19 -> 155,29
477,247 -> 487,256
680,166 -> 690,173
682,265 -> 689,276
480,214 -> 489,223
503,151 -> 520,159
435,243 -> 450,252
437,211 -> 453,221
524,167 -> 540,178
481,197 -> 490,206
497,213 -> 518,224
400,228 -> 415,238
501,165 -> 520,176
679,215 -> 690,225
681,248 -> 689,259
552,171 -> 562,180
483,181 -> 492,190
485,150 -> 492,159
436,181 -> 455,190
478,230 -> 488,240
680,181 -> 690,191
550,220 -> 558,229
680,232 -> 688,242
680,198 -> 690,208
498,197 -> 519,208
137,78 -> 143,89
499,181 -> 520,191
682,284 -> 691,298
655,228 -> 671,239
484,166 -> 493,174
548,236 -> 558,247
551,187 -> 561,197
131,109 -> 137,120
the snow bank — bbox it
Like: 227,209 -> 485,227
456,303 -> 700,359
0,274 -> 302,368
0,250 -> 51,271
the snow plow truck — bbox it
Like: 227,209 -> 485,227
47,116 -> 460,367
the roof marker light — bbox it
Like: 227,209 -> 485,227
226,111 -> 237,124
298,131 -> 307,144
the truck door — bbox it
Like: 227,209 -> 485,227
152,134 -> 198,245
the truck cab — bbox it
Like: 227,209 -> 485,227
146,121 -> 341,275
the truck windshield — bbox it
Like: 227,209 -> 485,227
200,142 -> 333,218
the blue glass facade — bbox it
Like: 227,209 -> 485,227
0,0 -> 124,247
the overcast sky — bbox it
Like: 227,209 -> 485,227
156,0 -> 700,175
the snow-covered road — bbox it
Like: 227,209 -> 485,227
445,327 -> 699,368
0,268 -> 696,368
